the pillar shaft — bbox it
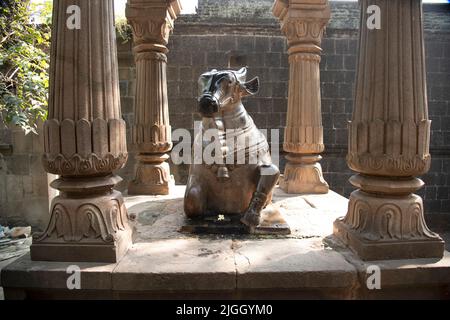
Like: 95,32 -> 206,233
273,0 -> 330,194
30,0 -> 132,263
126,0 -> 181,195
333,0 -> 444,260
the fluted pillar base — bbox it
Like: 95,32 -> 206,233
128,153 -> 174,195
280,154 -> 329,194
30,175 -> 133,263
333,174 -> 444,260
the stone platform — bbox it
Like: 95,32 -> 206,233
1,186 -> 450,299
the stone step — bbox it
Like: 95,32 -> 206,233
1,187 -> 449,299
2,237 -> 450,299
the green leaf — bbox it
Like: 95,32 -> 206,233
0,0 -> 51,134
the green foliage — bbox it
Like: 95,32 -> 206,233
0,0 -> 52,134
115,16 -> 132,43
0,0 -> 130,134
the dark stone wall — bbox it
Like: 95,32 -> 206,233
117,1 -> 450,214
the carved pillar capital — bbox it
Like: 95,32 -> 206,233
126,0 -> 181,49
274,0 -> 330,50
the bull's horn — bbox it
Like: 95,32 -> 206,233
234,67 -> 248,83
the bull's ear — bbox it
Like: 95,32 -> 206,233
241,77 -> 259,97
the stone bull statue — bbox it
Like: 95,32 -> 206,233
184,67 -> 282,230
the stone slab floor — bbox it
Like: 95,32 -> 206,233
1,186 -> 450,299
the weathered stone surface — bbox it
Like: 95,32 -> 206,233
277,189 -> 348,238
0,238 -> 113,299
3,236 -> 449,299
326,235 -> 450,298
1,253 -> 116,291
0,257 -> 21,300
1,189 -> 450,299
235,238 -> 357,289
125,185 -> 347,241
361,252 -> 450,288
112,239 -> 236,291
125,186 -> 188,240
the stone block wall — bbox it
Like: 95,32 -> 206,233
0,124 -> 57,229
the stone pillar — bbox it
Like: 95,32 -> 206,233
30,0 -> 132,263
126,0 -> 181,195
333,0 -> 444,260
273,0 -> 330,194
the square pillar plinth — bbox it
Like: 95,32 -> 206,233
30,237 -> 132,263
30,178 -> 133,263
333,182 -> 445,261
334,220 -> 445,261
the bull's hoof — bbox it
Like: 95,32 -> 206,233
240,211 -> 260,228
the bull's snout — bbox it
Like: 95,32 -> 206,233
199,94 -> 219,117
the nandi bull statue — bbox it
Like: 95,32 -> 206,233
184,67 -> 289,233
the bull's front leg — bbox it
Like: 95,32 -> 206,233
184,174 -> 207,219
240,164 -> 280,227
